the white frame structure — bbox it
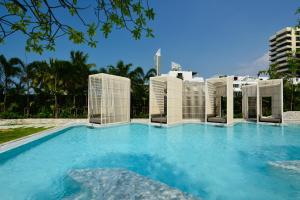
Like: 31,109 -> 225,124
182,80 -> 205,121
149,76 -> 183,124
257,79 -> 283,123
205,76 -> 234,124
88,73 -> 130,124
241,79 -> 283,123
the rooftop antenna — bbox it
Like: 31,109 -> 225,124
171,61 -> 182,71
154,48 -> 161,76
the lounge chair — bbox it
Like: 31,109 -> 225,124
89,114 -> 102,124
207,114 -> 227,123
259,115 -> 281,123
151,114 -> 167,123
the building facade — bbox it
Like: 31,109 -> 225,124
269,27 -> 300,73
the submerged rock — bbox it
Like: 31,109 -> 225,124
268,160 -> 300,172
65,168 -> 200,200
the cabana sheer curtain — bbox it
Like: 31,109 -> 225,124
183,81 -> 205,121
88,73 -> 130,124
242,85 -> 257,120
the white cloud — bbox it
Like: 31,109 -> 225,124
235,53 -> 269,76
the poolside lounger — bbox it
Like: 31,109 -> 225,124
89,114 -> 102,124
207,117 -> 227,123
259,116 -> 281,123
151,114 -> 167,124
206,114 -> 227,123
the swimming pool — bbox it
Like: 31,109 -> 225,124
0,123 -> 300,199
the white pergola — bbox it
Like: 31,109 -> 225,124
257,79 -> 283,123
205,76 -> 234,124
182,80 -> 206,121
241,79 -> 283,123
149,76 -> 182,124
88,73 -> 130,124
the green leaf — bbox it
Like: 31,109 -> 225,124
101,23 -> 112,38
135,16 -> 146,26
132,2 -> 142,14
87,23 -> 97,37
88,39 -> 98,48
146,28 -> 154,38
68,28 -> 85,44
69,8 -> 75,16
131,28 -> 141,40
145,8 -> 155,20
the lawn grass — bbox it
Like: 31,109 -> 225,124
0,127 -> 51,144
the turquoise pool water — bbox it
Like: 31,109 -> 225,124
0,123 -> 300,199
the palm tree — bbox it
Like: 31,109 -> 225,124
144,68 -> 156,83
257,63 -> 281,79
48,59 -> 71,118
69,51 -> 95,112
0,55 -> 22,112
18,60 -> 35,116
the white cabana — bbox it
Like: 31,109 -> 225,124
182,81 -> 205,121
205,76 -> 234,124
88,73 -> 130,124
149,76 -> 182,124
242,84 -> 258,121
257,79 -> 283,123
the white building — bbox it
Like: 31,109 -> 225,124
269,27 -> 300,73
161,62 -> 204,82
292,77 -> 300,85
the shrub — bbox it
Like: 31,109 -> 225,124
0,112 -> 23,119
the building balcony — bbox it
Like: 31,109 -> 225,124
278,62 -> 288,68
276,56 -> 288,63
276,50 -> 290,58
276,40 -> 292,47
276,34 -> 292,42
269,51 -> 277,57
276,45 -> 292,53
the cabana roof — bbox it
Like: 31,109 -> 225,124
258,79 -> 282,87
206,76 -> 228,85
89,73 -> 130,81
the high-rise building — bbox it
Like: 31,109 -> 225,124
269,27 -> 300,73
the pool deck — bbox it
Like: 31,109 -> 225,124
0,118 -> 88,129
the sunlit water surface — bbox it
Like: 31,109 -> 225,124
0,123 -> 300,199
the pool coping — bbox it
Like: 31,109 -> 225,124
1,120 -> 298,154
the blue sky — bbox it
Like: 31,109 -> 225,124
0,0 -> 299,78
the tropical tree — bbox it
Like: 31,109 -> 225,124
48,59 -> 71,118
69,51 -> 95,110
28,61 -> 50,94
0,55 -> 22,111
144,68 -> 156,83
283,52 -> 300,110
18,59 -> 35,116
0,1 -> 155,54
257,63 -> 281,79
